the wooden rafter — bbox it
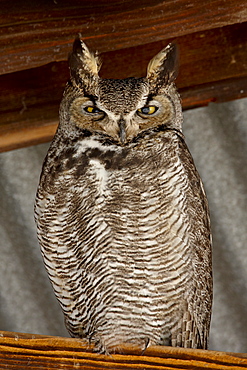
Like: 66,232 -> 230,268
1,0 -> 246,75
0,1 -> 247,152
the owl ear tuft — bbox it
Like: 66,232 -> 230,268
147,43 -> 179,91
69,36 -> 101,86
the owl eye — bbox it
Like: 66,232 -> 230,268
84,106 -> 103,114
137,106 -> 158,116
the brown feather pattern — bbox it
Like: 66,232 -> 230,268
35,38 -> 212,353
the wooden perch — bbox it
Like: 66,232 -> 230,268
0,330 -> 247,369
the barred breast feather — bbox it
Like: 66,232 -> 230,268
35,129 -> 212,351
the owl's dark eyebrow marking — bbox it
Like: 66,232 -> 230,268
84,94 -> 98,104
145,94 -> 156,105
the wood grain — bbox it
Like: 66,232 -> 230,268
0,22 -> 246,152
0,0 -> 247,75
0,331 -> 247,370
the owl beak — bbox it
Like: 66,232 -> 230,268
118,118 -> 126,144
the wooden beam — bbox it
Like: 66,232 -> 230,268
0,0 -> 247,75
0,330 -> 247,369
180,76 -> 247,109
0,22 -> 246,152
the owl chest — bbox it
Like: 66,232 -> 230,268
47,136 -> 190,262
41,138 -> 194,339
68,139 -> 188,253
78,145 -> 170,213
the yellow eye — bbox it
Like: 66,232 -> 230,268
84,106 -> 102,114
137,106 -> 158,115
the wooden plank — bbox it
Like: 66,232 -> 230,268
0,120 -> 57,153
180,76 -> 247,109
101,22 -> 247,84
0,22 -> 246,152
0,330 -> 247,370
0,0 -> 247,75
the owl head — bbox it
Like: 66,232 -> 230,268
59,37 -> 182,143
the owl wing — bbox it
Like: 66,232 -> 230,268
177,135 -> 213,349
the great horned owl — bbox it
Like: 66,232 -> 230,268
35,37 -> 212,352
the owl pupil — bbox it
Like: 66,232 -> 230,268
142,107 -> 151,114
